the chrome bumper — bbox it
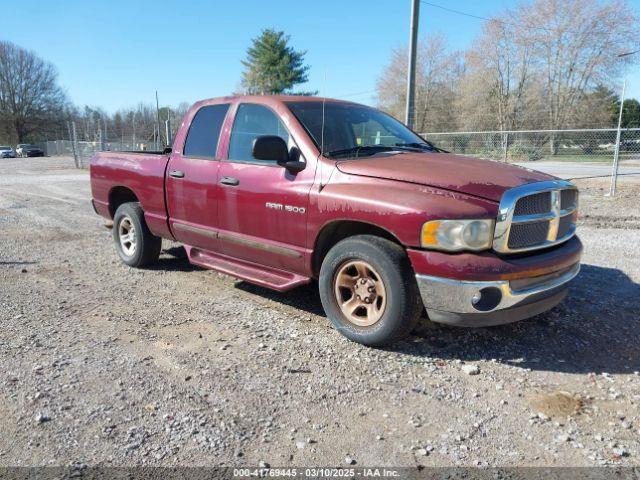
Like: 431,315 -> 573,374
416,263 -> 580,326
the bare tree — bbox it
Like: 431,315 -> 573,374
456,0 -> 638,133
376,0 -> 638,135
519,0 -> 638,135
376,34 -> 460,132
459,15 -> 539,132
0,41 -> 67,142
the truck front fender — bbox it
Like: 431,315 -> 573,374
309,174 -> 498,250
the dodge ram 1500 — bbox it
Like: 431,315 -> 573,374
91,95 -> 582,346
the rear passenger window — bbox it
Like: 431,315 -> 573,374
183,104 -> 229,158
228,104 -> 289,163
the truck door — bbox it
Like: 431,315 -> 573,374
216,103 -> 314,274
165,103 -> 230,251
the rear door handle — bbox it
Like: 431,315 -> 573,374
169,170 -> 185,178
220,176 -> 240,186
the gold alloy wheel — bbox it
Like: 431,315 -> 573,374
334,260 -> 387,326
118,216 -> 137,257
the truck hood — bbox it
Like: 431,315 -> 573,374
335,152 -> 554,202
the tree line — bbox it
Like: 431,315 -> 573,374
0,28 -> 310,145
1,0 -> 639,146
376,0 -> 640,133
0,40 -> 189,146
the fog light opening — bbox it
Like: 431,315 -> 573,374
471,287 -> 502,312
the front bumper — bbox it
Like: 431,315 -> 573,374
416,262 -> 580,327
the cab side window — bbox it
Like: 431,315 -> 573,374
183,104 -> 230,159
228,104 -> 289,163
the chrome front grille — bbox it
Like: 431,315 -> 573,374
493,180 -> 578,253
557,214 -> 575,239
561,189 -> 578,210
513,192 -> 551,216
507,221 -> 550,249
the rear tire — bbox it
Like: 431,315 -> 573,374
113,202 -> 161,267
319,235 -> 422,347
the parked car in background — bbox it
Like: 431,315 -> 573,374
16,144 -> 45,157
0,146 -> 17,158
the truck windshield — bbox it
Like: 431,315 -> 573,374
286,101 -> 437,158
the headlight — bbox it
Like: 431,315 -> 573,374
421,219 -> 495,251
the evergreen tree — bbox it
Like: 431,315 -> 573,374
241,29 -> 311,95
618,99 -> 640,128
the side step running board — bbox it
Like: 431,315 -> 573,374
186,246 -> 310,292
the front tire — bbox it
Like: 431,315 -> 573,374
319,235 -> 422,347
113,202 -> 161,267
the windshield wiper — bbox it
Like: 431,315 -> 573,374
395,142 -> 448,153
325,145 -> 397,158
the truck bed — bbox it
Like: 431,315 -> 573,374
90,151 -> 173,239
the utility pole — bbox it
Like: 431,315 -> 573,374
97,126 -> 104,152
132,111 -> 136,150
608,49 -> 638,197
155,90 -> 161,147
405,0 -> 420,128
67,121 -> 78,168
608,79 -> 626,197
165,118 -> 172,147
71,121 -> 79,168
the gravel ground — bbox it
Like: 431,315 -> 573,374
0,156 -> 639,468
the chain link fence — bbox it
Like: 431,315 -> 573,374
422,128 -> 640,163
42,138 -> 161,168
42,126 -> 640,171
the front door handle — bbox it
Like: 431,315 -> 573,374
220,176 -> 240,186
169,170 -> 185,178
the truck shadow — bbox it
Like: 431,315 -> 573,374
236,263 -> 639,375
146,245 -> 203,273
405,263 -> 639,375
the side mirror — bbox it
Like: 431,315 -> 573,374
252,135 -> 306,173
252,135 -> 289,163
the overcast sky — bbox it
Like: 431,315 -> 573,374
3,0 -> 639,113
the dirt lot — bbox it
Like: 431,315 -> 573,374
0,156 -> 639,468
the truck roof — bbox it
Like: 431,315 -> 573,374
192,94 -> 358,107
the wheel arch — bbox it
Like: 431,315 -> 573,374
311,220 -> 405,277
108,186 -> 139,218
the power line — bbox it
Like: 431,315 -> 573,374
333,89 -> 377,99
420,1 -> 499,24
419,1 -> 593,36
618,50 -> 640,58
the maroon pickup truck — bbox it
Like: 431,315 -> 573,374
91,95 -> 582,346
